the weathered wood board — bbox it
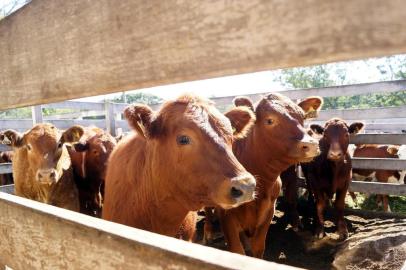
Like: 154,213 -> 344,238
1,0 -> 406,109
0,192 -> 298,270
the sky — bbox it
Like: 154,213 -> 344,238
74,56 -> 399,102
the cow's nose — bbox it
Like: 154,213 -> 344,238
230,173 -> 256,202
328,151 -> 343,160
298,138 -> 319,156
37,169 -> 58,183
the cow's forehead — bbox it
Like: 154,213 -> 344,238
257,99 -> 305,122
25,124 -> 59,146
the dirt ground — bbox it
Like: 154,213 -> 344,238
196,202 -> 406,270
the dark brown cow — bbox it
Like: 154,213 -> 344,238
207,93 -> 322,258
102,94 -> 257,238
303,118 -> 364,239
0,151 -> 13,185
351,144 -> 401,212
68,126 -> 117,217
0,124 -> 83,211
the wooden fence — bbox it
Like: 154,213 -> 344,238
1,0 -> 406,269
1,79 -> 406,135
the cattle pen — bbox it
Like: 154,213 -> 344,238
1,0 -> 406,269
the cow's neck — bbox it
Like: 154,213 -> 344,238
235,128 -> 293,186
135,158 -> 190,236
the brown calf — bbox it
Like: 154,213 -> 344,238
0,151 -> 13,185
0,124 -> 83,211
210,93 -> 322,258
68,126 -> 117,217
303,118 -> 364,239
102,94 -> 257,238
351,144 -> 401,212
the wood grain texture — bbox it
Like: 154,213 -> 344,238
352,158 -> 406,171
0,193 -> 298,270
350,134 -> 406,145
297,178 -> 406,196
1,0 -> 406,110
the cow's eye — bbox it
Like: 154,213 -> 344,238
58,142 -> 63,148
177,135 -> 191,145
27,144 -> 32,151
266,119 -> 274,125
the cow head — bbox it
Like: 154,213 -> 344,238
310,118 -> 364,162
0,124 -> 83,184
233,93 -> 323,165
72,127 -> 117,180
124,94 -> 256,210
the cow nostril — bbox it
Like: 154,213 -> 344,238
302,145 -> 309,152
37,173 -> 42,179
230,187 -> 244,199
50,172 -> 56,178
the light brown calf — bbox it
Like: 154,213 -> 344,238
103,94 -> 257,238
0,124 -> 83,211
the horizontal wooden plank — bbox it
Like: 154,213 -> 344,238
2,0 -> 406,109
352,158 -> 406,171
0,164 -> 12,174
297,178 -> 406,196
0,119 -> 32,130
47,119 -> 107,130
0,145 -> 11,152
0,184 -> 14,194
317,106 -> 406,121
350,134 -> 406,145
44,101 -> 105,111
349,181 -> 406,196
212,80 -> 406,107
0,193 -> 297,270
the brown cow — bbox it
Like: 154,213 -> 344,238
351,144 -> 401,212
68,126 -> 117,217
0,151 -> 13,185
206,93 -> 322,258
102,94 -> 257,238
303,118 -> 364,239
0,124 -> 83,211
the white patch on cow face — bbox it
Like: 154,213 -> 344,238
348,144 -> 356,157
387,175 -> 401,184
398,145 -> 406,183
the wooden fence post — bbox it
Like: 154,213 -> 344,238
31,105 -> 43,125
105,102 -> 116,136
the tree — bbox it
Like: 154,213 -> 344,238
111,92 -> 163,105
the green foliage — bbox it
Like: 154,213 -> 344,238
111,92 -> 163,105
277,59 -> 406,110
349,194 -> 406,215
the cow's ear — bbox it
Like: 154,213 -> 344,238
61,126 -> 84,144
0,130 -> 24,148
225,107 -> 255,139
233,96 -> 254,111
124,104 -> 155,139
297,96 -> 323,119
387,145 -> 399,156
310,124 -> 324,135
348,122 -> 364,135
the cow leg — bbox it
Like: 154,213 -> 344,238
348,191 -> 358,205
335,189 -> 348,240
382,195 -> 391,212
281,166 -> 301,231
203,207 -> 216,244
315,194 -> 326,239
250,223 -> 269,258
219,212 -> 245,255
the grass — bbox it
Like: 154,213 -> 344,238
345,193 -> 406,215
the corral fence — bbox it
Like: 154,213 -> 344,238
1,0 -> 406,269
2,80 -> 406,197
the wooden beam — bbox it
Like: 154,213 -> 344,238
212,80 -> 406,107
0,184 -> 14,195
350,134 -> 406,145
0,193 -> 297,270
0,164 -> 12,174
349,181 -> 406,196
297,178 -> 406,196
352,158 -> 406,171
316,106 -> 406,121
1,0 -> 406,110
